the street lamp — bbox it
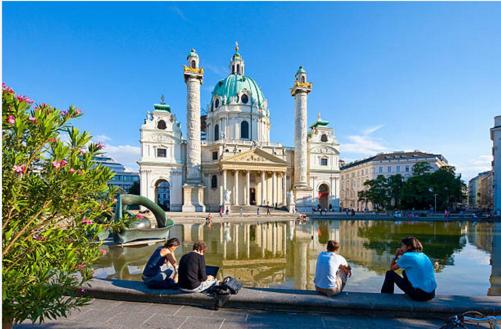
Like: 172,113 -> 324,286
429,187 -> 437,213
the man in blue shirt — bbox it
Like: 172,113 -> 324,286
381,236 -> 437,301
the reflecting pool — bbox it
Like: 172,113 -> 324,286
93,220 -> 500,296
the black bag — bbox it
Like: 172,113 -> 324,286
221,276 -> 242,295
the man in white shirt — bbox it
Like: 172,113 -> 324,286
314,240 -> 352,297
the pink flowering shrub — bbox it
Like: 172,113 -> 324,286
2,84 -> 116,325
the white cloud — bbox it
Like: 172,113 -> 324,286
205,64 -> 227,77
103,144 -> 141,171
171,6 -> 191,23
94,134 -> 112,142
341,125 -> 388,156
455,154 -> 492,181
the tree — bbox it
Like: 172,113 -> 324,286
128,180 -> 140,195
387,174 -> 404,209
412,161 -> 432,176
359,175 -> 389,210
2,84 -> 116,327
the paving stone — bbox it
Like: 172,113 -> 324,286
140,313 -> 188,329
246,312 -> 325,328
212,310 -> 248,322
219,321 -> 262,329
136,303 -> 184,315
174,305 -> 215,318
178,316 -> 224,329
105,311 -> 155,328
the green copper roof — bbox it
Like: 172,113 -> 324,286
310,113 -> 329,128
187,48 -> 198,59
297,66 -> 306,74
212,74 -> 266,108
154,103 -> 171,112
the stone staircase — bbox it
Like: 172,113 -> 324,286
228,205 -> 288,213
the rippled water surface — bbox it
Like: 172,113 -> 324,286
93,220 -> 500,296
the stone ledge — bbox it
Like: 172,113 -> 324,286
81,278 -> 501,319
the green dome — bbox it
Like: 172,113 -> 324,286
212,74 -> 266,109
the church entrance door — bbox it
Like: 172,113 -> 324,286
318,184 -> 329,209
249,188 -> 256,205
155,180 -> 170,211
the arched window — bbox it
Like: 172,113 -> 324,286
241,94 -> 249,104
237,64 -> 240,74
191,60 -> 196,68
214,124 -> 219,141
157,120 -> 166,130
301,76 -> 306,83
211,175 -> 218,189
215,98 -> 220,108
321,134 -> 328,142
241,121 -> 249,139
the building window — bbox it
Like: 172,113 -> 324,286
157,148 -> 167,158
241,121 -> 249,139
301,76 -> 305,83
241,94 -> 249,104
321,134 -> 328,142
212,151 -> 218,160
191,60 -> 196,68
379,167 -> 383,173
215,98 -> 220,108
387,166 -> 391,173
320,158 -> 328,166
157,120 -> 166,130
211,175 -> 218,189
405,166 -> 410,172
214,124 -> 219,141
397,165 -> 400,173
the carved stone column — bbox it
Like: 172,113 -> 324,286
261,171 -> 265,205
246,171 -> 251,206
235,170 -> 239,206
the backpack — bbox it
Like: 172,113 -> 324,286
221,276 -> 242,295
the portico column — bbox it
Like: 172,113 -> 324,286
265,173 -> 269,206
330,177 -> 334,205
220,172 -> 223,206
272,172 -> 277,207
235,170 -> 239,206
261,171 -> 265,205
223,170 -> 227,200
312,176 -> 316,205
283,173 -> 287,206
246,171 -> 251,206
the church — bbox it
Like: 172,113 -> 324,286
138,44 -> 341,212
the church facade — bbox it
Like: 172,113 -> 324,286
138,45 -> 341,212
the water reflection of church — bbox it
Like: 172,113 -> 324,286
95,221 -> 500,295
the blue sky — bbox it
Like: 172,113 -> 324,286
4,2 -> 501,180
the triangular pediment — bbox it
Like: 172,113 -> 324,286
221,148 -> 287,166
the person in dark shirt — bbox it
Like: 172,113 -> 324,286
178,241 -> 217,292
142,238 -> 180,289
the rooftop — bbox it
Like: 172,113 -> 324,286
341,151 -> 448,170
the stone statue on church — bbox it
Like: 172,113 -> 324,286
224,189 -> 232,205
287,191 -> 296,214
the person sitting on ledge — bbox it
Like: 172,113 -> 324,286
381,236 -> 436,301
314,240 -> 352,297
142,237 -> 180,289
178,241 -> 217,293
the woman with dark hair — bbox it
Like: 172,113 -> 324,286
142,237 -> 181,289
381,236 -> 436,301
